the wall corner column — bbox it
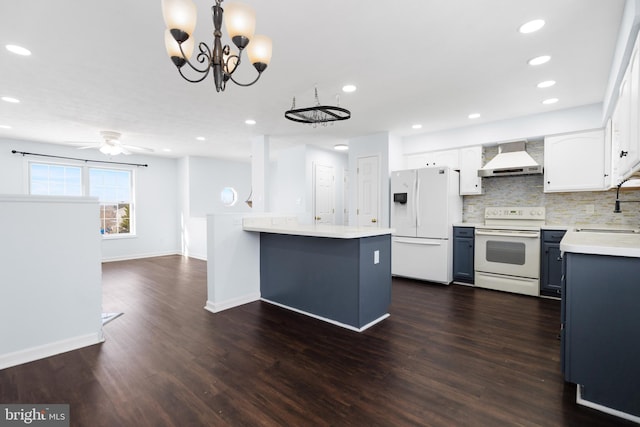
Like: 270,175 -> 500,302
251,135 -> 270,212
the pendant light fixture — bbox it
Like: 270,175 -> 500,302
161,0 -> 273,92
285,87 -> 351,127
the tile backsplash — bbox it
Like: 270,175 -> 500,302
463,141 -> 640,227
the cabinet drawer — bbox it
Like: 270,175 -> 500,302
453,226 -> 474,238
542,229 -> 566,243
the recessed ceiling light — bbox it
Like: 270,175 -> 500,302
1,96 -> 20,103
342,85 -> 357,93
528,55 -> 551,66
542,98 -> 559,105
196,136 -> 206,141
412,124 -> 422,129
245,119 -> 256,125
0,125 -> 11,129
468,113 -> 481,119
5,44 -> 31,56
537,80 -> 556,88
334,144 -> 349,151
519,19 -> 545,34
162,148 -> 172,152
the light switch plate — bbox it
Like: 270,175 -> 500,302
374,250 -> 380,264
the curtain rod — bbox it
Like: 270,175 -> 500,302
11,150 -> 149,167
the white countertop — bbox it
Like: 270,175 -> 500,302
242,217 -> 394,239
561,226 -> 640,258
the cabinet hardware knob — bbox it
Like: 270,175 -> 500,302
371,218 -> 377,223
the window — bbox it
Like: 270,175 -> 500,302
90,168 -> 133,235
29,162 -> 134,237
30,163 -> 82,196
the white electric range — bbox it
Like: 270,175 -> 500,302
474,207 -> 546,296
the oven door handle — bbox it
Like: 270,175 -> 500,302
475,230 -> 540,238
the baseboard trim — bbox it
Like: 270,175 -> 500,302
576,384 -> 640,424
0,332 -> 105,370
204,293 -> 261,313
260,298 -> 390,333
102,251 -> 181,263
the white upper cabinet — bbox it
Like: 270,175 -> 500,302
612,31 -> 640,183
426,149 -> 460,169
459,146 -> 483,195
405,146 -> 483,195
544,129 -> 607,192
406,149 -> 460,169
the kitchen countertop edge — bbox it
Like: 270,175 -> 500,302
560,229 -> 640,258
243,224 -> 395,239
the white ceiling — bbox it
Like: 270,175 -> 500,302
0,1 -> 627,161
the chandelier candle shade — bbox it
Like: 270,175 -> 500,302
161,0 -> 272,92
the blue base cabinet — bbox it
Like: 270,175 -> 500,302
452,226 -> 474,284
540,229 -> 566,297
562,252 -> 640,419
259,233 -> 391,330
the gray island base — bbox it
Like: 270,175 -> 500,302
243,218 -> 393,332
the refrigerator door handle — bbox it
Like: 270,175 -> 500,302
393,237 -> 442,246
415,176 -> 420,228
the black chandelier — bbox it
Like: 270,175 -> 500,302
161,0 -> 272,92
285,88 -> 351,126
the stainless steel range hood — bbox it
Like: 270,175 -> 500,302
478,141 -> 542,177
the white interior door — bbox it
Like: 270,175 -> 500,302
357,155 -> 380,227
314,163 -> 335,224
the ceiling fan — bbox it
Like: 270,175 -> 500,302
73,131 -> 154,156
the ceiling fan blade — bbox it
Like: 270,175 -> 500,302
66,141 -> 99,149
122,144 -> 154,153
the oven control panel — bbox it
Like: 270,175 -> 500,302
484,206 -> 546,220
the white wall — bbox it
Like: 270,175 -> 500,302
348,132 -> 392,227
0,138 -> 181,261
402,104 -> 603,155
0,195 -> 103,369
205,213 -> 260,313
178,156 -> 252,260
188,156 -> 252,216
269,145 -> 306,215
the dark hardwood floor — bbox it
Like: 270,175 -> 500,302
0,255 -> 632,426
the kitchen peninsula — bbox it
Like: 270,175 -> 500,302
560,228 -> 640,423
243,217 -> 393,332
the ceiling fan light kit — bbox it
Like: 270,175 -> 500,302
285,87 -> 351,126
161,0 -> 273,92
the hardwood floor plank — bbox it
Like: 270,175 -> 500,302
0,256 -> 633,426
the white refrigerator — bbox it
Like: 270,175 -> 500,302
390,167 -> 462,284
